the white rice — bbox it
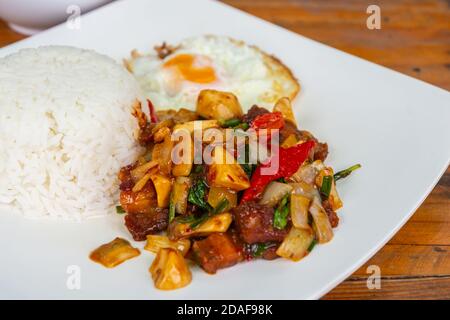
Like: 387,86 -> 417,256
0,46 -> 143,220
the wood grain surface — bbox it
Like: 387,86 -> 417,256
220,0 -> 450,300
0,0 -> 448,300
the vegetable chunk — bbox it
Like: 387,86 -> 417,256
90,237 -> 140,268
150,174 -> 172,208
171,177 -> 191,215
207,146 -> 250,191
273,97 -> 297,126
113,87 -> 361,291
150,248 -> 192,290
207,186 -> 237,210
276,227 -> 314,261
168,212 -> 233,240
145,235 -> 191,256
197,89 -> 243,120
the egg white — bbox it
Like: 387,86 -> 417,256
127,35 -> 299,112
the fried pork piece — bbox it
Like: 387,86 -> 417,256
90,237 -> 140,268
261,245 -> 279,260
242,242 -> 280,260
125,208 -> 169,241
242,105 -> 270,124
233,201 -> 289,244
137,124 -> 155,146
118,164 -> 136,191
279,121 -> 329,162
311,138 -> 329,162
137,119 -> 174,146
192,233 -> 243,274
242,105 -> 328,161
228,227 -> 280,261
120,182 -> 157,215
322,199 -> 339,228
297,128 -> 328,162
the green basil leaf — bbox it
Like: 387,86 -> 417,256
116,205 -> 125,214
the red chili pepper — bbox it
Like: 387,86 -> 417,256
251,112 -> 285,130
240,140 -> 315,203
147,99 -> 159,123
251,112 -> 285,150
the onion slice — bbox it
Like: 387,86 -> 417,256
259,181 -> 293,207
276,227 -> 314,261
309,192 -> 333,243
290,194 -> 311,229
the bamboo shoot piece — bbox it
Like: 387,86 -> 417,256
207,186 -> 237,210
130,160 -> 158,182
171,177 -> 191,214
152,134 -> 174,175
132,172 -> 153,193
196,89 -> 243,120
172,135 -> 194,177
207,146 -> 250,191
90,237 -> 140,268
168,212 -> 233,240
145,235 -> 191,256
149,248 -> 192,290
150,174 -> 172,208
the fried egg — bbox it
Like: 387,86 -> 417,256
125,35 -> 300,112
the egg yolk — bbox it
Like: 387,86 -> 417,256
163,54 -> 216,84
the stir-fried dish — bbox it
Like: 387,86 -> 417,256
90,89 -> 360,290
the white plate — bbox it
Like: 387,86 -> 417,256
1,0 -> 449,300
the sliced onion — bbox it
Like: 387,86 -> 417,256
132,172 -> 153,193
276,227 -> 314,261
289,181 -> 316,199
131,160 -> 158,182
259,182 -> 293,207
290,163 -> 317,184
172,177 -> 191,214
290,160 -> 325,185
311,160 -> 326,172
309,192 -> 333,243
290,194 -> 311,229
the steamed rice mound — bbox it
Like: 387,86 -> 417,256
0,46 -> 143,220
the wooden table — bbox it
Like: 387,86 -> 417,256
1,0 -> 448,300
